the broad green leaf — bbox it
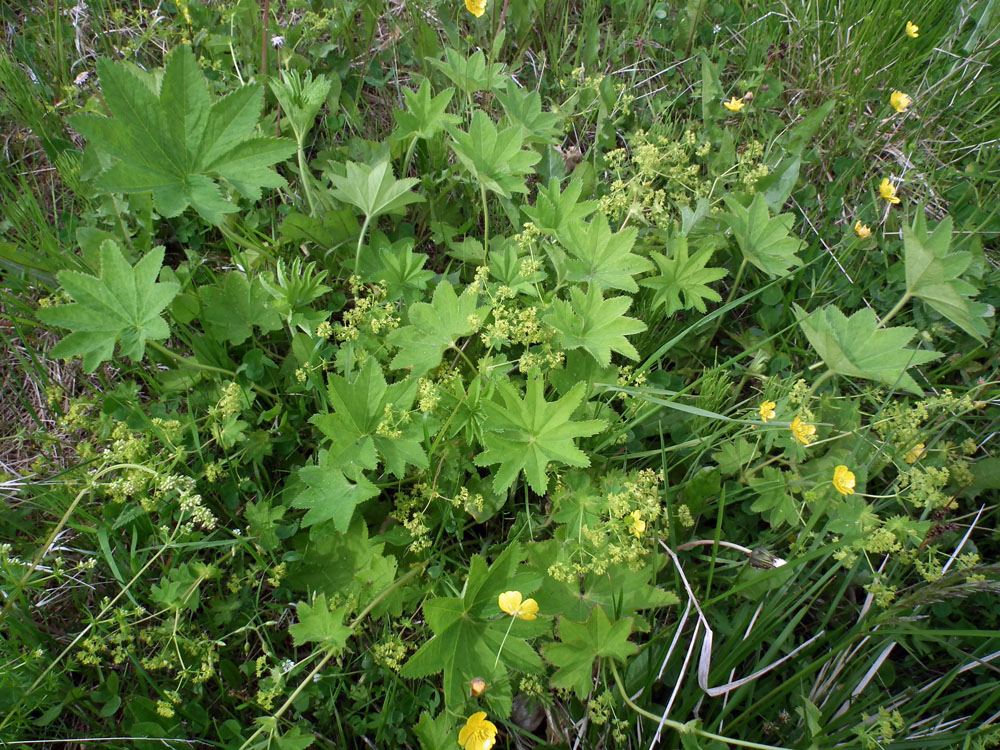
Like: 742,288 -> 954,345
903,214 -> 989,341
542,606 -> 637,699
495,85 -> 562,146
428,48 -> 505,95
328,160 -> 424,222
70,46 -> 295,224
310,358 -> 426,478
291,449 -> 380,530
400,544 -> 544,708
722,193 -> 804,276
475,375 -> 605,494
200,271 -> 282,345
376,239 -> 435,304
269,70 -> 332,145
522,177 -> 599,239
39,240 -> 178,372
641,234 -> 728,314
448,110 -> 541,198
544,285 -> 646,367
288,593 -> 351,648
393,80 -> 460,143
749,466 -> 799,528
794,304 -> 941,395
414,711 -> 454,750
387,281 -> 486,377
561,213 -> 651,293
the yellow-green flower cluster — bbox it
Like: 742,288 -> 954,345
372,636 -> 409,671
335,280 -> 399,341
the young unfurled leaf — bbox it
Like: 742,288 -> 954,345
561,213 -> 651,293
903,214 -> 990,341
428,48 -> 505,95
400,544 -> 544,708
448,110 -> 541,198
288,593 -> 351,648
544,285 -> 646,367
542,605 -> 637,699
387,281 -> 487,377
722,193 -> 804,276
38,240 -> 178,372
376,239 -> 435,304
794,304 -> 941,395
70,46 -> 295,224
310,357 -> 426,478
522,178 -> 599,239
641,233 -> 728,314
393,80 -> 460,143
269,70 -> 332,146
475,375 -> 605,494
495,85 -> 562,146
291,448 -> 380,530
200,271 -> 282,345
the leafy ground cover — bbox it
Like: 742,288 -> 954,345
1,0 -> 999,748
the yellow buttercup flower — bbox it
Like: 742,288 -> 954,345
790,415 -> 816,445
906,21 -> 919,38
723,96 -> 745,112
832,465 -> 856,495
465,0 -> 487,17
890,91 -> 912,113
904,443 -> 925,464
759,401 -> 776,423
498,591 -> 539,621
458,712 -> 498,750
879,178 -> 901,205
629,510 -> 646,538
854,221 -> 872,239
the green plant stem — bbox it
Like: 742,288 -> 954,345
878,292 -> 912,329
297,139 -> 317,217
146,340 -> 278,401
725,258 -> 749,307
237,564 -> 425,750
402,136 -> 419,178
806,368 -> 835,398
481,183 -> 490,265
609,662 -> 788,750
355,215 -> 372,276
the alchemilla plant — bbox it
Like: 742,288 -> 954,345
1,1 -> 998,749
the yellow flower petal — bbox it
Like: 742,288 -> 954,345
833,465 -> 856,495
459,712 -> 498,750
879,178 -> 901,205
759,400 -> 776,423
629,509 -> 646,538
498,590 -> 538,620
465,0 -> 487,17
723,96 -> 745,112
904,443 -> 925,464
906,21 -> 919,38
890,91 -> 912,113
790,415 -> 816,445
854,221 -> 872,239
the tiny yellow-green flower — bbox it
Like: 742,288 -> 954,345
465,0 -> 487,17
854,221 -> 872,239
629,509 -> 646,538
790,415 -> 816,445
890,91 -> 912,113
459,712 -> 498,750
833,465 -> 856,495
879,178 -> 901,205
759,400 -> 776,423
498,591 -> 539,621
723,96 -> 745,112
906,21 -> 919,38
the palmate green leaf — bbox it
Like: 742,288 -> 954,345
794,304 -> 941,395
328,160 -> 424,222
375,239 -> 435,304
428,48 -> 505,95
310,357 -> 426,478
722,193 -> 804,276
544,285 -> 646,367
561,213 -> 651,293
268,70 -> 332,144
393,80 -> 460,143
291,448 -> 380,531
200,272 -> 282,345
542,606 -> 637,699
448,110 -> 541,198
387,280 -> 487,377
288,593 -> 351,648
38,240 -> 178,372
400,544 -> 545,708
495,85 -> 562,146
903,214 -> 990,341
69,46 -> 295,224
475,375 -> 605,494
640,234 -> 728,314
522,178 -> 599,239
749,466 -> 799,528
